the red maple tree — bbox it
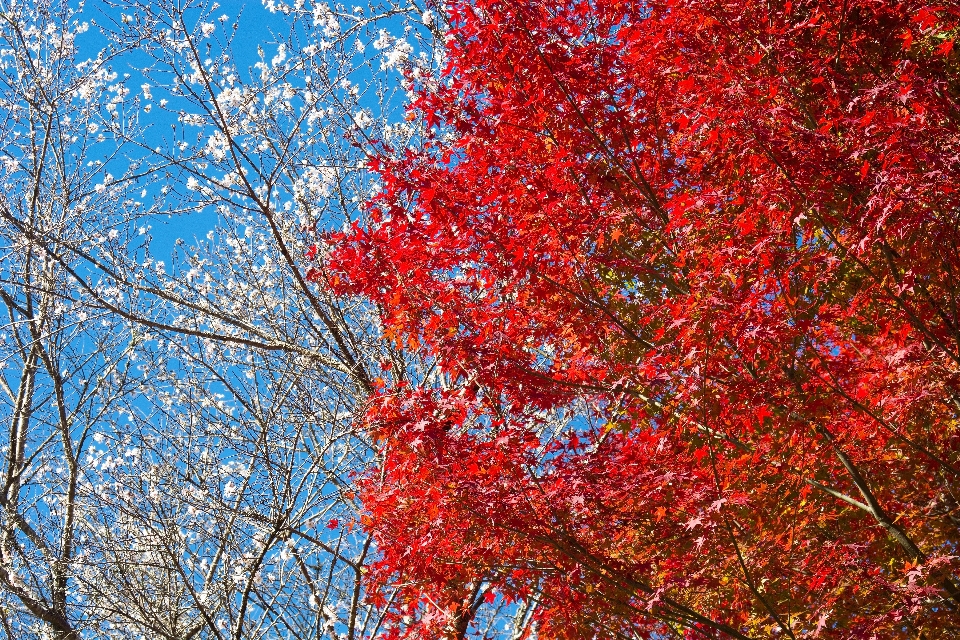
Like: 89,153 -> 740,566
330,0 -> 960,637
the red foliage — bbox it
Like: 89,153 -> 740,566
331,0 -> 960,637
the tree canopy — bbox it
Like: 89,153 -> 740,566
330,0 -> 960,637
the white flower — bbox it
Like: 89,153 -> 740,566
200,22 -> 216,37
75,80 -> 97,102
141,83 -> 152,99
271,44 -> 286,67
295,166 -> 336,199
217,86 -> 244,108
312,3 -> 340,36
181,113 -> 205,126
373,29 -> 393,51
205,132 -> 229,161
383,39 -> 413,70
354,109 -> 373,128
186,176 -> 199,190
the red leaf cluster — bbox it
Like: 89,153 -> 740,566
331,1 -> 960,637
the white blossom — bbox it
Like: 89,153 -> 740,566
205,131 -> 229,161
271,44 -> 286,67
